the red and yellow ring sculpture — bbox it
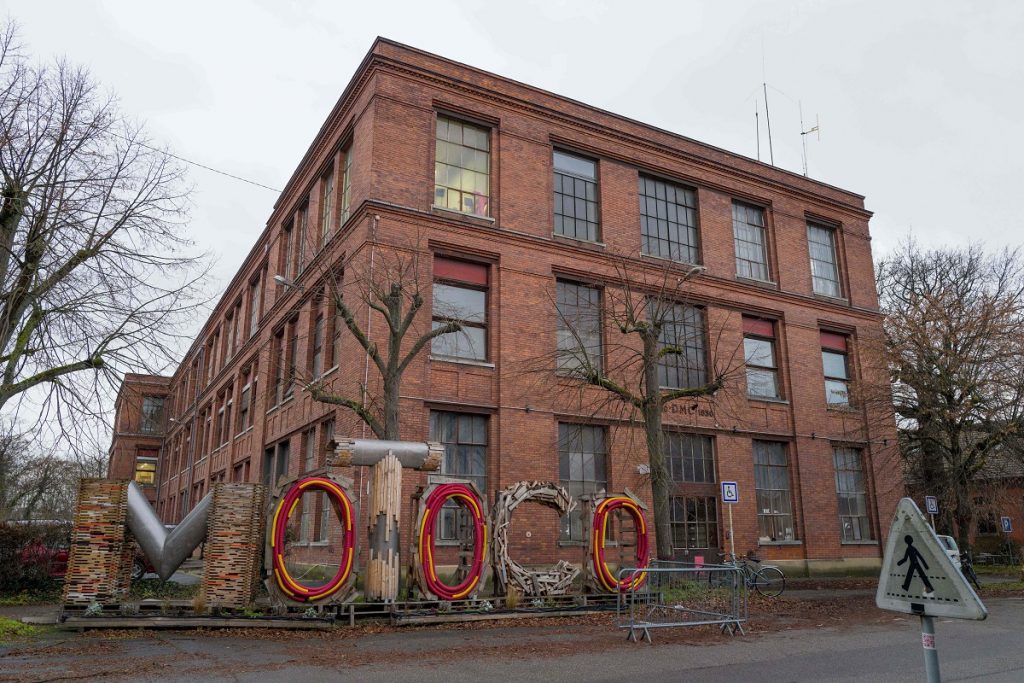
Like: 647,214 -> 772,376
417,483 -> 487,601
270,476 -> 355,603
592,496 -> 649,592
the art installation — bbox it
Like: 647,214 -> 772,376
412,481 -> 487,601
588,493 -> 650,593
491,481 -> 581,596
266,474 -> 356,605
127,480 -> 212,581
63,439 -> 652,616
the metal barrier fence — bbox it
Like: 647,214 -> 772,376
616,561 -> 747,643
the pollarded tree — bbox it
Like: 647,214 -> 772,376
877,241 -> 1024,553
305,241 -> 461,440
549,260 -> 739,560
0,24 -> 206,441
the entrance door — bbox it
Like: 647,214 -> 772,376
670,495 -> 720,565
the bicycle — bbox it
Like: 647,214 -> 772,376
958,550 -> 981,591
708,552 -> 786,597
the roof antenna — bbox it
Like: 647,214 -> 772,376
755,98 -> 761,162
799,100 -> 820,177
761,38 -> 774,166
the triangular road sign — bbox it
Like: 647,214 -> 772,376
876,498 -> 987,620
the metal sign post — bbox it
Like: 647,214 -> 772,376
921,615 -> 939,683
721,482 -> 738,560
877,498 -> 987,683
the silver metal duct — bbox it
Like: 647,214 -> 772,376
126,480 -> 212,581
334,439 -> 443,471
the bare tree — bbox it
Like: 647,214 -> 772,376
877,240 -> 1024,553
0,23 -> 207,445
541,259 -> 740,560
306,239 -> 460,440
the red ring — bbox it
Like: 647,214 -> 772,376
592,496 -> 649,592
417,483 -> 486,600
271,476 -> 355,602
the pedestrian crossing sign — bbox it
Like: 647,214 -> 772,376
876,498 -> 987,620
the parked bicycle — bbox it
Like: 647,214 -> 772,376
708,552 -> 786,597
959,550 -> 982,591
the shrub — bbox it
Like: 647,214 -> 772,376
0,522 -> 70,593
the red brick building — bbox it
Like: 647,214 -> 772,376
108,374 -> 170,503
109,38 -> 902,576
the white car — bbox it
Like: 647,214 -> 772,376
936,534 -> 962,569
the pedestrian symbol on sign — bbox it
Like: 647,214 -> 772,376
897,535 -> 934,594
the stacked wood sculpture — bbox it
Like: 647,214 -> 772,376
202,482 -> 266,609
491,481 -> 580,596
364,454 -> 402,602
62,479 -> 132,606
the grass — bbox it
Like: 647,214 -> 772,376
972,564 -> 1022,577
0,617 -> 38,644
0,585 -> 61,606
128,578 -> 199,602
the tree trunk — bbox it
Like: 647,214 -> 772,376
382,371 -> 401,441
953,481 -> 974,557
644,401 -> 671,560
641,331 -> 673,560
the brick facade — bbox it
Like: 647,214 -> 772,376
110,38 -> 902,576
108,374 -> 170,503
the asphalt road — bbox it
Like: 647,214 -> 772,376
3,598 -> 1022,682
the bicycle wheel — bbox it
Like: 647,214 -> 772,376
753,566 -> 785,597
708,567 -> 735,589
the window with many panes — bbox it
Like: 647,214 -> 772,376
807,223 -> 841,297
296,204 -> 308,274
272,331 -> 285,405
134,451 -> 158,486
732,202 -> 770,281
553,150 -> 599,241
555,280 -> 602,373
318,419 -> 334,542
430,411 -> 487,541
340,147 -> 353,225
248,275 -> 262,338
434,116 -> 490,216
284,321 -> 298,399
432,257 -> 488,361
320,168 -> 334,246
833,447 -> 872,541
639,175 -> 700,264
140,396 -> 165,434
238,379 -> 251,433
666,432 -> 715,483
311,314 -> 324,378
753,441 -> 795,542
282,223 -> 295,279
743,317 -> 780,399
656,303 -> 707,389
821,331 -> 851,407
670,496 -> 718,552
558,424 -> 607,542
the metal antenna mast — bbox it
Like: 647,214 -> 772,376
755,99 -> 761,162
799,100 -> 820,177
761,38 -> 774,166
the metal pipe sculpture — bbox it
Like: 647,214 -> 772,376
590,495 -> 649,592
413,482 -> 487,601
269,475 -> 356,603
126,480 -> 212,581
333,439 -> 443,470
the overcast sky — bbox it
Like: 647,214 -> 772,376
7,0 -> 1024,307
